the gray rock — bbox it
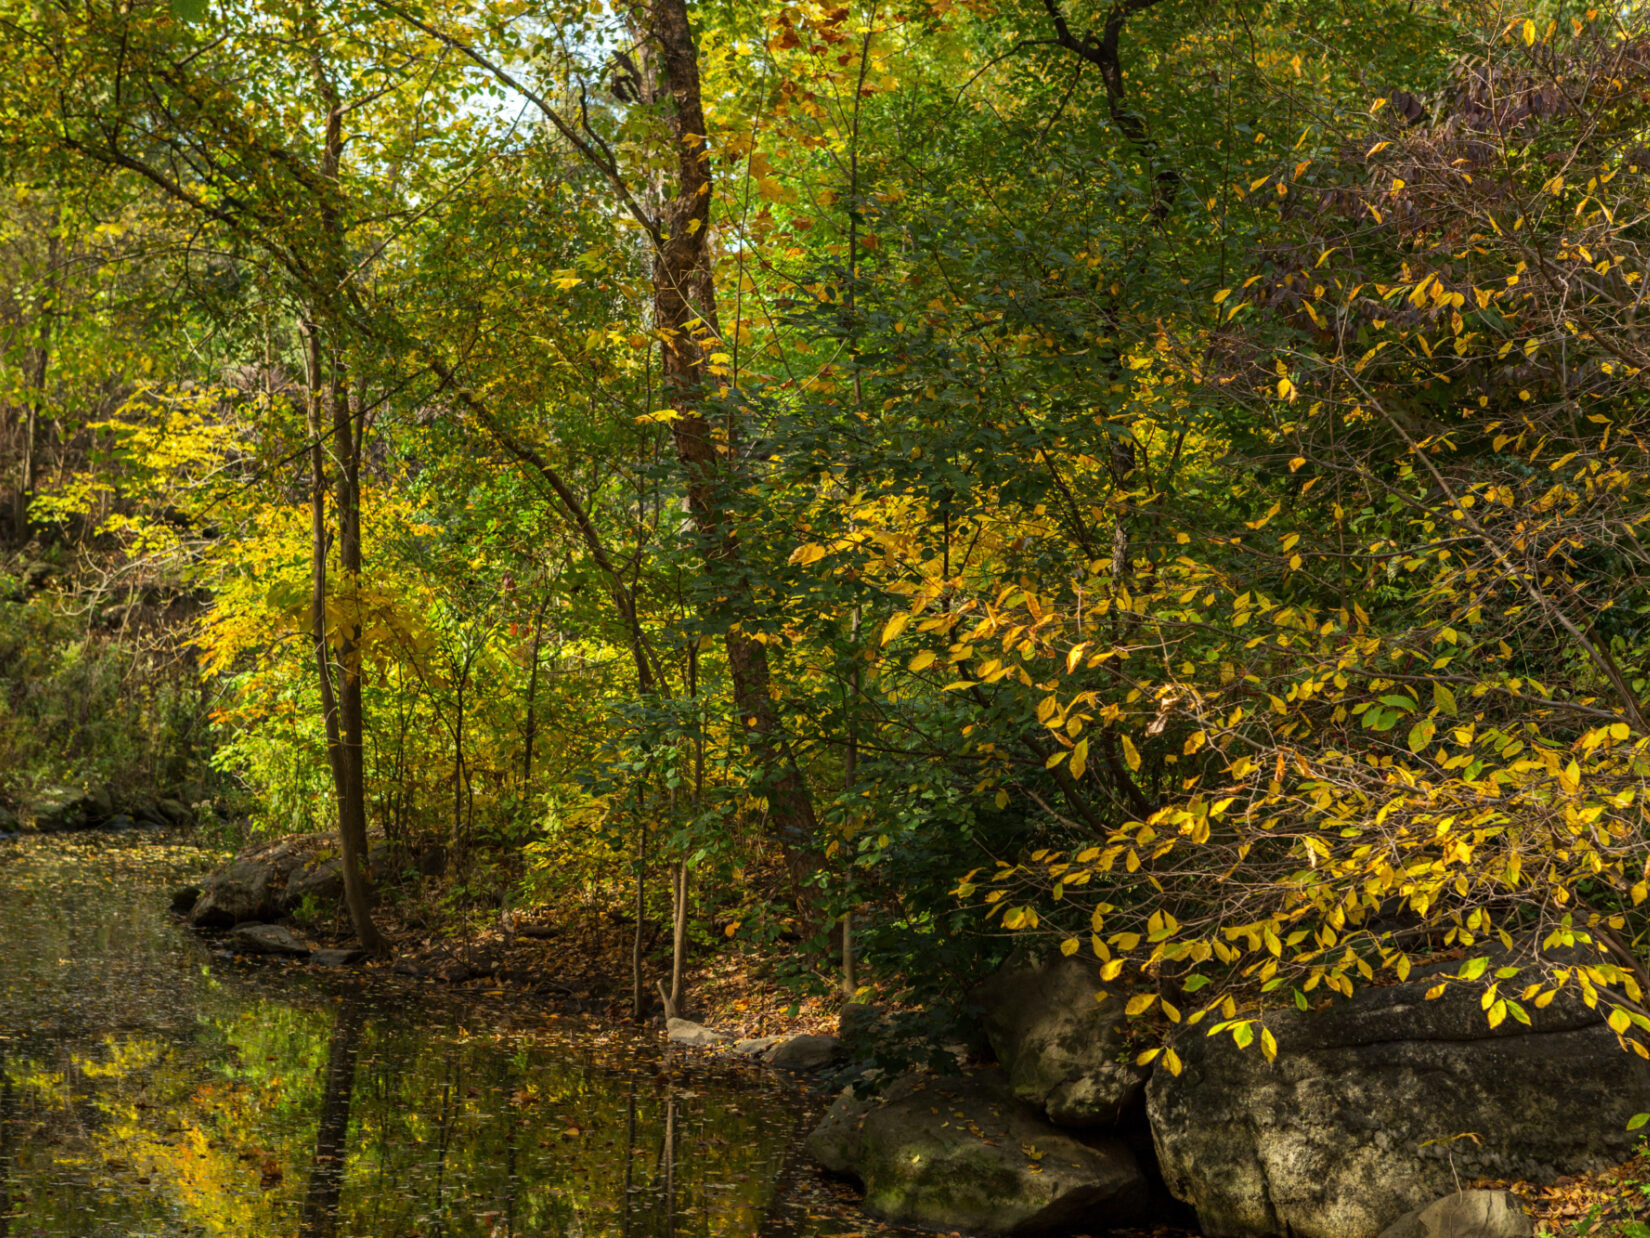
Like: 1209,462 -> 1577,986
1148,971 -> 1650,1238
1378,1192 -> 1533,1238
32,786 -> 94,833
230,923 -> 310,957
104,814 -> 135,832
667,1018 -> 730,1047
734,1036 -> 787,1055
156,798 -> 192,825
309,948 -> 366,968
807,1068 -> 1146,1234
169,884 -> 201,914
189,834 -> 341,926
765,1033 -> 843,1072
284,856 -> 345,909
975,949 -> 1146,1128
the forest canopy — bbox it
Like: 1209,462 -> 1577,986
0,0 -> 1647,1056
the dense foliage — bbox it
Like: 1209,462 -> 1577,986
0,0 -> 1647,1057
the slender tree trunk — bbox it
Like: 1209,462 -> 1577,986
303,326 -> 386,954
669,859 -> 688,1015
298,1001 -> 363,1238
522,593 -> 550,786
642,0 -> 820,890
14,227 -> 60,544
632,780 -> 648,1022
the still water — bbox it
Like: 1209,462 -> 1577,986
0,834 -> 860,1238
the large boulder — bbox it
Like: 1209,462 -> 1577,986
189,834 -> 334,926
765,1034 -> 842,1072
1378,1191 -> 1533,1238
975,950 -> 1146,1128
1148,971 -> 1650,1238
31,786 -> 108,833
807,1069 -> 1147,1234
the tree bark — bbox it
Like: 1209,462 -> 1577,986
643,0 -> 821,889
303,326 -> 386,954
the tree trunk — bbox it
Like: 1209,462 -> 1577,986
522,593 -> 550,786
632,780 -> 649,1022
14,226 -> 60,544
643,0 -> 820,889
304,327 -> 386,954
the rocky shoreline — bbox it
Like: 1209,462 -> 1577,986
172,835 -> 1650,1238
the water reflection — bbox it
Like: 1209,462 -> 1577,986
0,837 -> 843,1238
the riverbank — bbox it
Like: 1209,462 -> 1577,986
0,829 -> 913,1238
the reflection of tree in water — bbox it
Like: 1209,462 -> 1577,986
1,1069 -> 15,1238
299,1000 -> 364,1238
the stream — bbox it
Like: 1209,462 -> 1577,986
0,833 -> 874,1238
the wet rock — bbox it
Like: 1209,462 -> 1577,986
32,786 -> 97,833
667,1018 -> 730,1047
735,1036 -> 787,1056
975,949 -> 1146,1129
284,856 -> 344,909
230,923 -> 310,957
1378,1192 -> 1533,1238
1148,969 -> 1650,1238
807,1068 -> 1146,1234
104,814 -> 135,832
169,884 -> 201,914
765,1034 -> 843,1072
156,798 -> 192,825
310,948 -> 366,968
190,834 -> 325,926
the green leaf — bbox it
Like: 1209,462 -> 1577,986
1628,1112 -> 1650,1131
1378,694 -> 1418,713
1407,720 -> 1436,753
1459,956 -> 1490,981
171,0 -> 207,22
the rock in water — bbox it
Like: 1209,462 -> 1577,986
169,884 -> 201,914
667,1018 -> 729,1046
1377,1192 -> 1533,1238
974,949 -> 1146,1127
189,834 -> 343,926
807,1069 -> 1146,1234
1148,973 -> 1650,1238
765,1034 -> 842,1071
230,923 -> 310,957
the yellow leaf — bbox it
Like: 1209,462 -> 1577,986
1124,993 -> 1156,1017
909,650 -> 937,672
1522,17 -> 1536,44
1070,737 -> 1089,780
1100,958 -> 1125,980
1260,1027 -> 1278,1062
1060,937 -> 1081,957
1163,1048 -> 1183,1076
788,542 -> 828,566
881,613 -> 911,645
1121,734 -> 1141,771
